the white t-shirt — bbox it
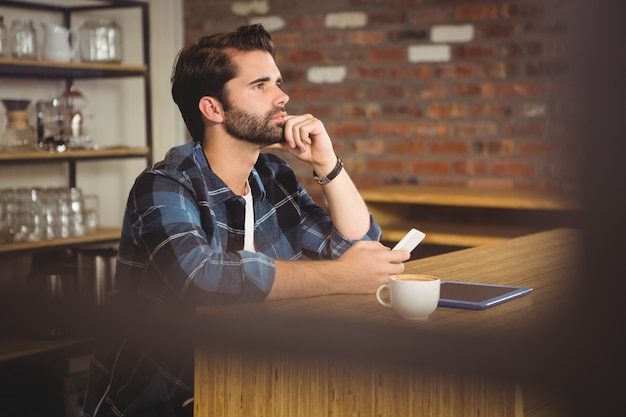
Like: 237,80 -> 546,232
243,181 -> 255,251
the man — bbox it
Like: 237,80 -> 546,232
82,24 -> 408,417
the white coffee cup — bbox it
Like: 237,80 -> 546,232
376,274 -> 441,320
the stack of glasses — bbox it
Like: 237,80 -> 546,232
0,187 -> 98,244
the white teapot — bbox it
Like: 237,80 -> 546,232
41,22 -> 76,62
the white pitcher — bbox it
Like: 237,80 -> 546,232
41,22 -> 76,62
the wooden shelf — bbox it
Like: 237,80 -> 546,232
380,221 -> 546,247
0,57 -> 147,79
0,146 -> 151,164
0,227 -> 120,256
0,334 -> 93,364
360,185 -> 581,211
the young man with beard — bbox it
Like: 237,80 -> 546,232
81,24 -> 409,417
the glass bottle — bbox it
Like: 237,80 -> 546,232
0,15 -> 8,57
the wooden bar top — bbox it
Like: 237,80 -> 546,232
198,228 -> 581,334
195,229 -> 583,417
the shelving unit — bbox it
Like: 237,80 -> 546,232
0,3 -> 152,410
0,0 -> 151,244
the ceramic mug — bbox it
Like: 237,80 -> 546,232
376,274 -> 440,320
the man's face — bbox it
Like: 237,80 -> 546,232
221,50 -> 289,146
221,95 -> 286,145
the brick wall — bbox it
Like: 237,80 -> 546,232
182,0 -> 576,200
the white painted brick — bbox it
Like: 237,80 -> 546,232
231,0 -> 269,16
522,103 -> 548,118
249,16 -> 286,32
431,24 -> 474,43
324,12 -> 367,29
408,45 -> 451,63
307,66 -> 348,84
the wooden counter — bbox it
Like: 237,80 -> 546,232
195,229 -> 583,417
359,185 -> 581,247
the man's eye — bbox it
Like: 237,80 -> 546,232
254,83 -> 264,89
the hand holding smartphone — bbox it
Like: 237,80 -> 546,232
392,228 -> 426,254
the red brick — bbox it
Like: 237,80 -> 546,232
368,11 -> 409,25
285,86 -> 324,101
387,30 -> 429,43
453,83 -> 495,98
501,3 -> 546,18
367,159 -> 405,174
428,140 -> 470,155
381,103 -> 423,118
285,15 -> 325,30
452,45 -> 497,60
455,4 -> 500,20
280,68 -> 307,83
349,66 -> 389,81
368,85 -> 406,100
496,81 -> 542,98
426,103 -> 468,118
325,86 -> 366,100
371,121 -> 411,138
475,23 -> 520,38
386,140 -> 425,155
473,140 -> 515,156
345,30 -> 386,46
327,121 -> 368,137
307,32 -> 342,47
455,121 -> 499,136
452,160 -> 489,175
408,7 -> 454,24
492,161 -> 535,176
412,122 -> 453,137
367,47 -> 407,63
435,64 -> 476,78
408,160 -> 450,175
471,104 -> 512,117
272,33 -> 303,48
409,84 -> 448,100
482,61 -> 518,78
389,66 -> 432,80
286,50 -> 324,64
341,103 -> 381,118
352,139 -> 385,155
326,48 -> 368,62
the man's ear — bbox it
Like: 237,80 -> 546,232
199,96 -> 224,123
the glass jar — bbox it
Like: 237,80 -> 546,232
9,19 -> 37,59
78,19 -> 122,63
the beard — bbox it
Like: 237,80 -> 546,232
222,98 -> 285,146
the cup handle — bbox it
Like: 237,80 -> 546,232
376,284 -> 392,308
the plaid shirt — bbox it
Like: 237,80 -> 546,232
82,141 -> 381,417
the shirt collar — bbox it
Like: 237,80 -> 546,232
191,141 -> 267,205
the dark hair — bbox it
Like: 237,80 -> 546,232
171,24 -> 275,142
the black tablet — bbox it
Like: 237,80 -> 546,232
438,281 -> 533,310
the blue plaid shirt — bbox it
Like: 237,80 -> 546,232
82,141 -> 381,417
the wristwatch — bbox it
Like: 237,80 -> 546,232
313,157 -> 343,185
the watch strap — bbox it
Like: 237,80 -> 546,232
313,157 -> 343,185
